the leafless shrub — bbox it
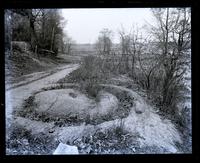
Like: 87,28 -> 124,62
67,55 -> 111,98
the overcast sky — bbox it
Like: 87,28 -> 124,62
62,8 -> 155,44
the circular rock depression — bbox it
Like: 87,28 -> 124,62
32,89 -> 119,125
35,89 -> 94,117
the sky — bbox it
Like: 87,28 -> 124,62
61,8 -> 155,44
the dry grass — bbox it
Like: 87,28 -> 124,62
6,124 -> 59,155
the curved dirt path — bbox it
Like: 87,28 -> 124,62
6,64 -> 79,128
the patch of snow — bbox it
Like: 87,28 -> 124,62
53,143 -> 79,155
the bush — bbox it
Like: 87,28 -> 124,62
67,55 -> 111,98
84,81 -> 101,98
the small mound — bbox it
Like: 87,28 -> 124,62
34,89 -> 94,117
124,109 -> 182,153
98,84 -> 182,153
19,88 -> 125,126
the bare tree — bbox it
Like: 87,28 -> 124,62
95,28 -> 113,55
118,27 -> 132,73
63,35 -> 75,55
151,8 -> 191,110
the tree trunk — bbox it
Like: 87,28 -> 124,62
28,10 -> 38,50
131,55 -> 135,77
50,27 -> 55,51
5,10 -> 13,55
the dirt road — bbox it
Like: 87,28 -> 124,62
6,64 -> 79,128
